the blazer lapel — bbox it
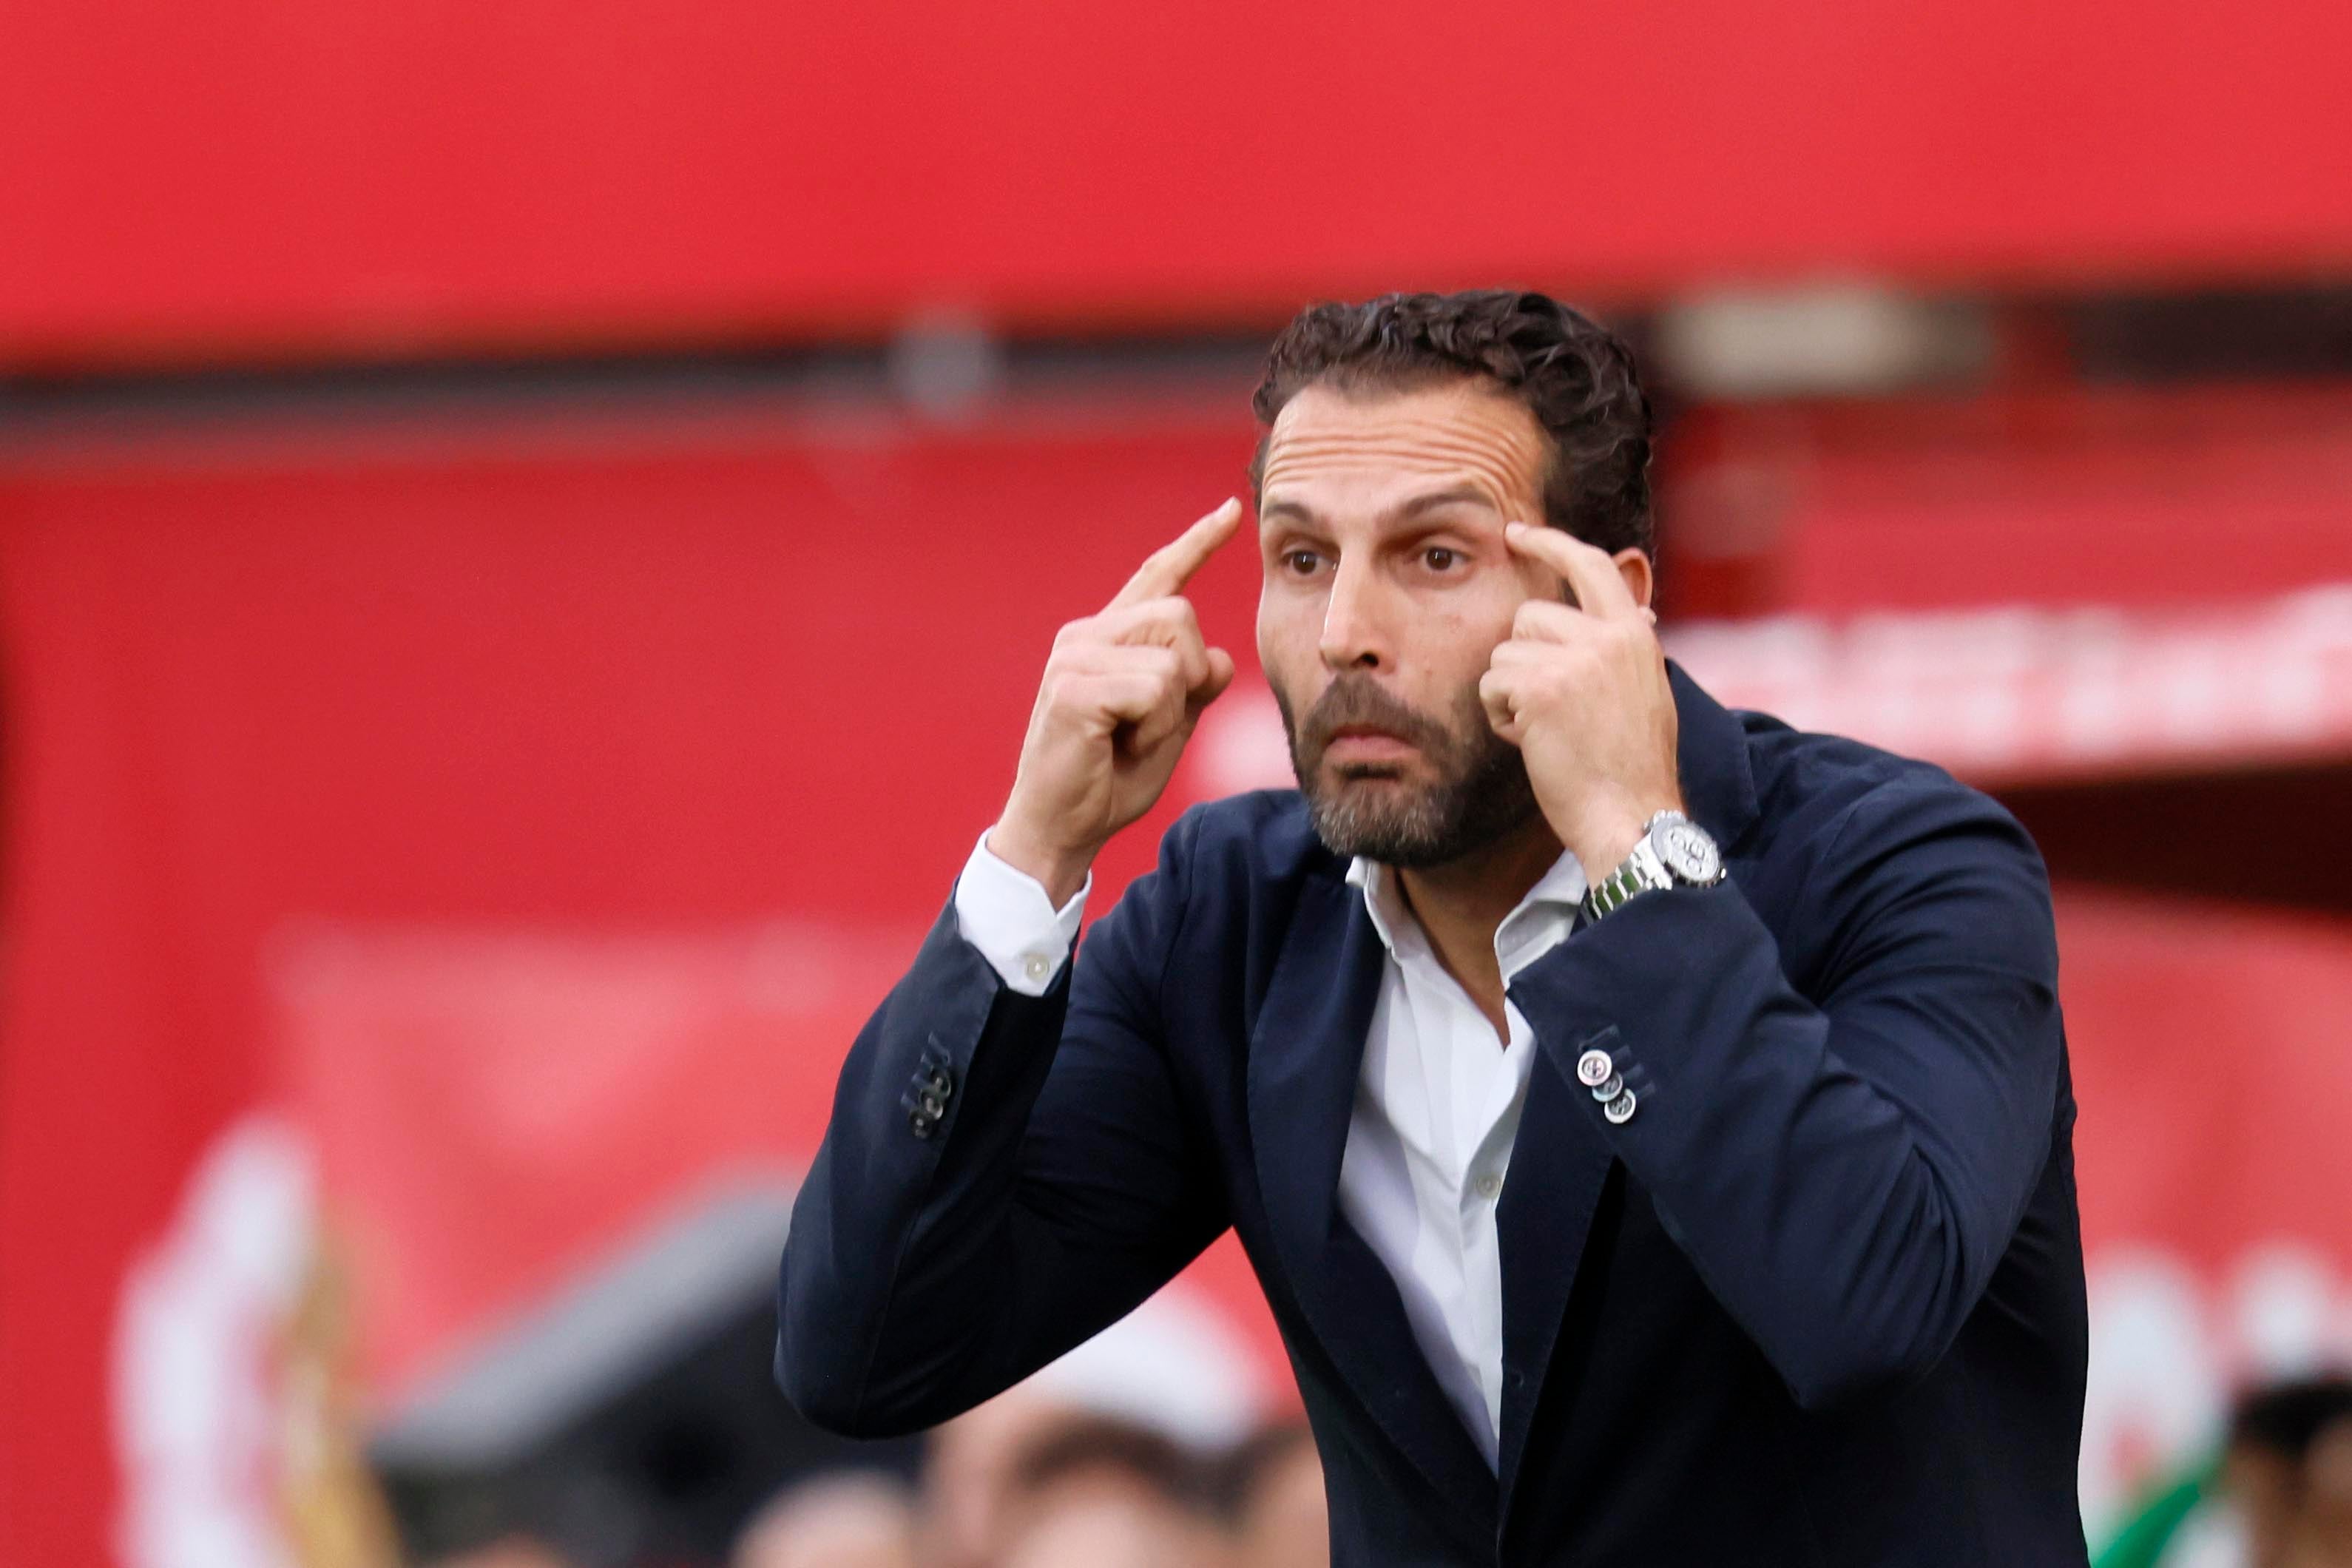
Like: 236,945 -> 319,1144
1493,661 -> 1763,1510
1247,870 -> 1499,1517
1492,1044 -> 1616,1507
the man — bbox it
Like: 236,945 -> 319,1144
917,1291 -> 1261,1568
778,291 -> 2089,1564
1221,1421 -> 1329,1568
2226,1376 -> 2352,1568
733,1473 -> 918,1568
993,1414 -> 1230,1568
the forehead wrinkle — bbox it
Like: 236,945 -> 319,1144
1260,439 -> 1535,522
1260,396 -> 1547,519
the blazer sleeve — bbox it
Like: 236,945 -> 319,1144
1505,774 -> 2065,1412
774,812 -> 1228,1437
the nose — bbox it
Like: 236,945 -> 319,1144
1317,555 -> 1391,672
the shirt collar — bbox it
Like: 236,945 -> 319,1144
1345,849 -> 1589,966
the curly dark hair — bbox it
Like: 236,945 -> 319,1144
1250,289 -> 1655,556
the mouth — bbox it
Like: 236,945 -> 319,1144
1322,726 -> 1419,764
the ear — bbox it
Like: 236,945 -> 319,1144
1611,549 -> 1655,610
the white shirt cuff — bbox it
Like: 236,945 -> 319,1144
953,833 -> 1089,996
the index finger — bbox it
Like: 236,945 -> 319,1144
1504,521 -> 1642,620
1107,498 -> 1244,610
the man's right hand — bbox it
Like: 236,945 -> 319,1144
987,498 -> 1245,905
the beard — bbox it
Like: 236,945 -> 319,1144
1274,672 -> 1541,868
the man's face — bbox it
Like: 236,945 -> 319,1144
1254,378 -> 1558,866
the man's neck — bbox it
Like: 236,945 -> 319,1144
1393,817 -> 1566,1044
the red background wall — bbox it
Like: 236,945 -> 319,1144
9,0 -> 2352,367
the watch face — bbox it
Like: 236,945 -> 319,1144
1653,817 -> 1721,883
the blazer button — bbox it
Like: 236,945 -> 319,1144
918,1091 -> 946,1120
1589,1072 -> 1623,1103
908,1109 -> 935,1139
1603,1089 -> 1638,1125
925,1067 -> 954,1099
1575,1048 -> 1615,1089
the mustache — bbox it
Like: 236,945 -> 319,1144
1295,675 -> 1453,757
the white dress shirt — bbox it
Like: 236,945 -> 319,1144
953,831 -> 1586,1469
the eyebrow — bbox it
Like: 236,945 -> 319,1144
1396,483 -> 1496,519
1258,483 -> 1498,530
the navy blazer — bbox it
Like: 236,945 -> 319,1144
778,666 -> 2089,1567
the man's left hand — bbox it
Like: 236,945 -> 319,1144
1480,521 -> 1683,877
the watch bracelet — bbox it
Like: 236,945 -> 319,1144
1581,845 -> 1666,923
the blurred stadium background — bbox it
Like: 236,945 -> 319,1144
6,1 -> 2352,1564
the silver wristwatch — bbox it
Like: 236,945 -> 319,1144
1581,810 -> 1725,924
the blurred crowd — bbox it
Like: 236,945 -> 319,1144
401,1370 -> 2352,1568
2223,1376 -> 2352,1568
413,1388 -> 1323,1568
389,1285 -> 1321,1568
2092,1375 -> 2352,1568
731,1397 -> 1324,1568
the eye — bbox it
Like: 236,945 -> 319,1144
1280,548 -> 1325,577
1422,546 -> 1464,572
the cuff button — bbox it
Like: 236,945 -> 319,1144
1603,1089 -> 1638,1125
1575,1049 -> 1615,1089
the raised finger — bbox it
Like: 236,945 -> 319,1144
1504,521 -> 1640,620
1107,498 -> 1244,610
